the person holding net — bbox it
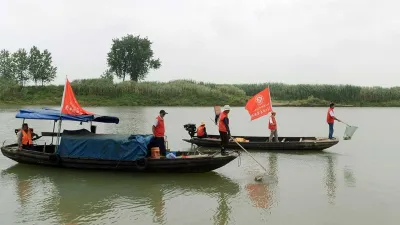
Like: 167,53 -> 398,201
327,102 -> 341,139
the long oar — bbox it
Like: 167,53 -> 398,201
209,117 -> 267,181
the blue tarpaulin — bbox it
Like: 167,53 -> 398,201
16,108 -> 119,124
58,129 -> 153,161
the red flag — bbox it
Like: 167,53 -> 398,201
245,87 -> 273,121
61,78 -> 93,116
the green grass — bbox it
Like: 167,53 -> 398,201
0,78 -> 399,107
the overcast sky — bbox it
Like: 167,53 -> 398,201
1,0 -> 399,86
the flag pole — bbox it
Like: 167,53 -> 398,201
268,84 -> 273,112
55,75 -> 67,152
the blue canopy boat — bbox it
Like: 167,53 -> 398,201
1,78 -> 238,173
1,107 -> 238,173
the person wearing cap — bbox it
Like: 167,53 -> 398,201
327,102 -> 341,139
268,111 -> 278,142
218,105 -> 231,155
152,110 -> 168,156
196,122 -> 207,138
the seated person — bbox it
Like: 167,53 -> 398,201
17,123 -> 34,150
196,122 -> 207,138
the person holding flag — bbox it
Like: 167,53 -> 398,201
268,111 -> 278,142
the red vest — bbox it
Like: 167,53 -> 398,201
268,116 -> 277,130
197,125 -> 205,136
218,112 -> 228,132
327,108 -> 334,123
154,116 -> 165,137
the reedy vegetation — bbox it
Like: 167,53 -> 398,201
0,78 -> 399,107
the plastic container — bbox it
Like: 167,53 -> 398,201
166,152 -> 176,159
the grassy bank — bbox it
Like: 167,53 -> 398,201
0,79 -> 400,107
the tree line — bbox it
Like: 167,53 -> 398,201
0,46 -> 57,86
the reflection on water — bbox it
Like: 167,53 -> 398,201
1,164 -> 240,225
324,155 -> 337,205
344,166 -> 356,187
246,153 -> 278,210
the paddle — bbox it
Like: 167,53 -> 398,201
209,117 -> 268,182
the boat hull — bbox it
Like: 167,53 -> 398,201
183,135 -> 339,151
1,145 -> 237,173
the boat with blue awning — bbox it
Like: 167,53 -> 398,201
1,78 -> 238,173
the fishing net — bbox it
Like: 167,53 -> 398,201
343,125 -> 358,140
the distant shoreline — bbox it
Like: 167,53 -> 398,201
0,101 -> 396,108
1,79 -> 399,107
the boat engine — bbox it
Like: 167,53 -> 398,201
183,123 -> 197,138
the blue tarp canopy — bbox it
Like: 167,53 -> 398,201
16,108 -> 119,124
58,129 -> 153,161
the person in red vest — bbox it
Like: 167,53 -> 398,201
196,122 -> 207,138
327,103 -> 341,139
152,110 -> 168,156
268,111 -> 278,142
218,105 -> 231,155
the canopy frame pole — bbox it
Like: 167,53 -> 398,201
51,120 -> 56,145
55,119 -> 62,152
56,75 -> 67,153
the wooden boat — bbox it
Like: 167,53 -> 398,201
2,108 -> 238,173
182,124 -> 338,151
183,134 -> 339,151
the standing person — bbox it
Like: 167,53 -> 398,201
218,105 -> 231,155
152,110 -> 168,156
327,103 -> 341,139
268,111 -> 278,142
196,122 -> 207,138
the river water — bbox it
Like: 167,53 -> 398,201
0,106 -> 399,225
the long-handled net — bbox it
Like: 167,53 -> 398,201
342,122 -> 358,140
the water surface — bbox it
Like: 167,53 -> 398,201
0,106 -> 399,225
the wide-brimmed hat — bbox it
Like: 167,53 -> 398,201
223,105 -> 231,111
201,122 -> 205,125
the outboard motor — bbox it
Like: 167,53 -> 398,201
183,123 -> 197,138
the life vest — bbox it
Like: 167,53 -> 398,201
154,116 -> 165,137
197,125 -> 205,137
327,108 -> 335,123
21,130 -> 33,145
218,112 -> 228,132
268,116 -> 277,130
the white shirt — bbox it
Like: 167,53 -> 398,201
154,119 -> 159,127
329,110 -> 334,117
269,117 -> 274,125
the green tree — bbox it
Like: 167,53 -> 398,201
12,48 -> 30,86
100,69 -> 114,81
37,49 -> 57,85
0,49 -> 15,80
28,46 -> 42,85
107,34 -> 161,82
